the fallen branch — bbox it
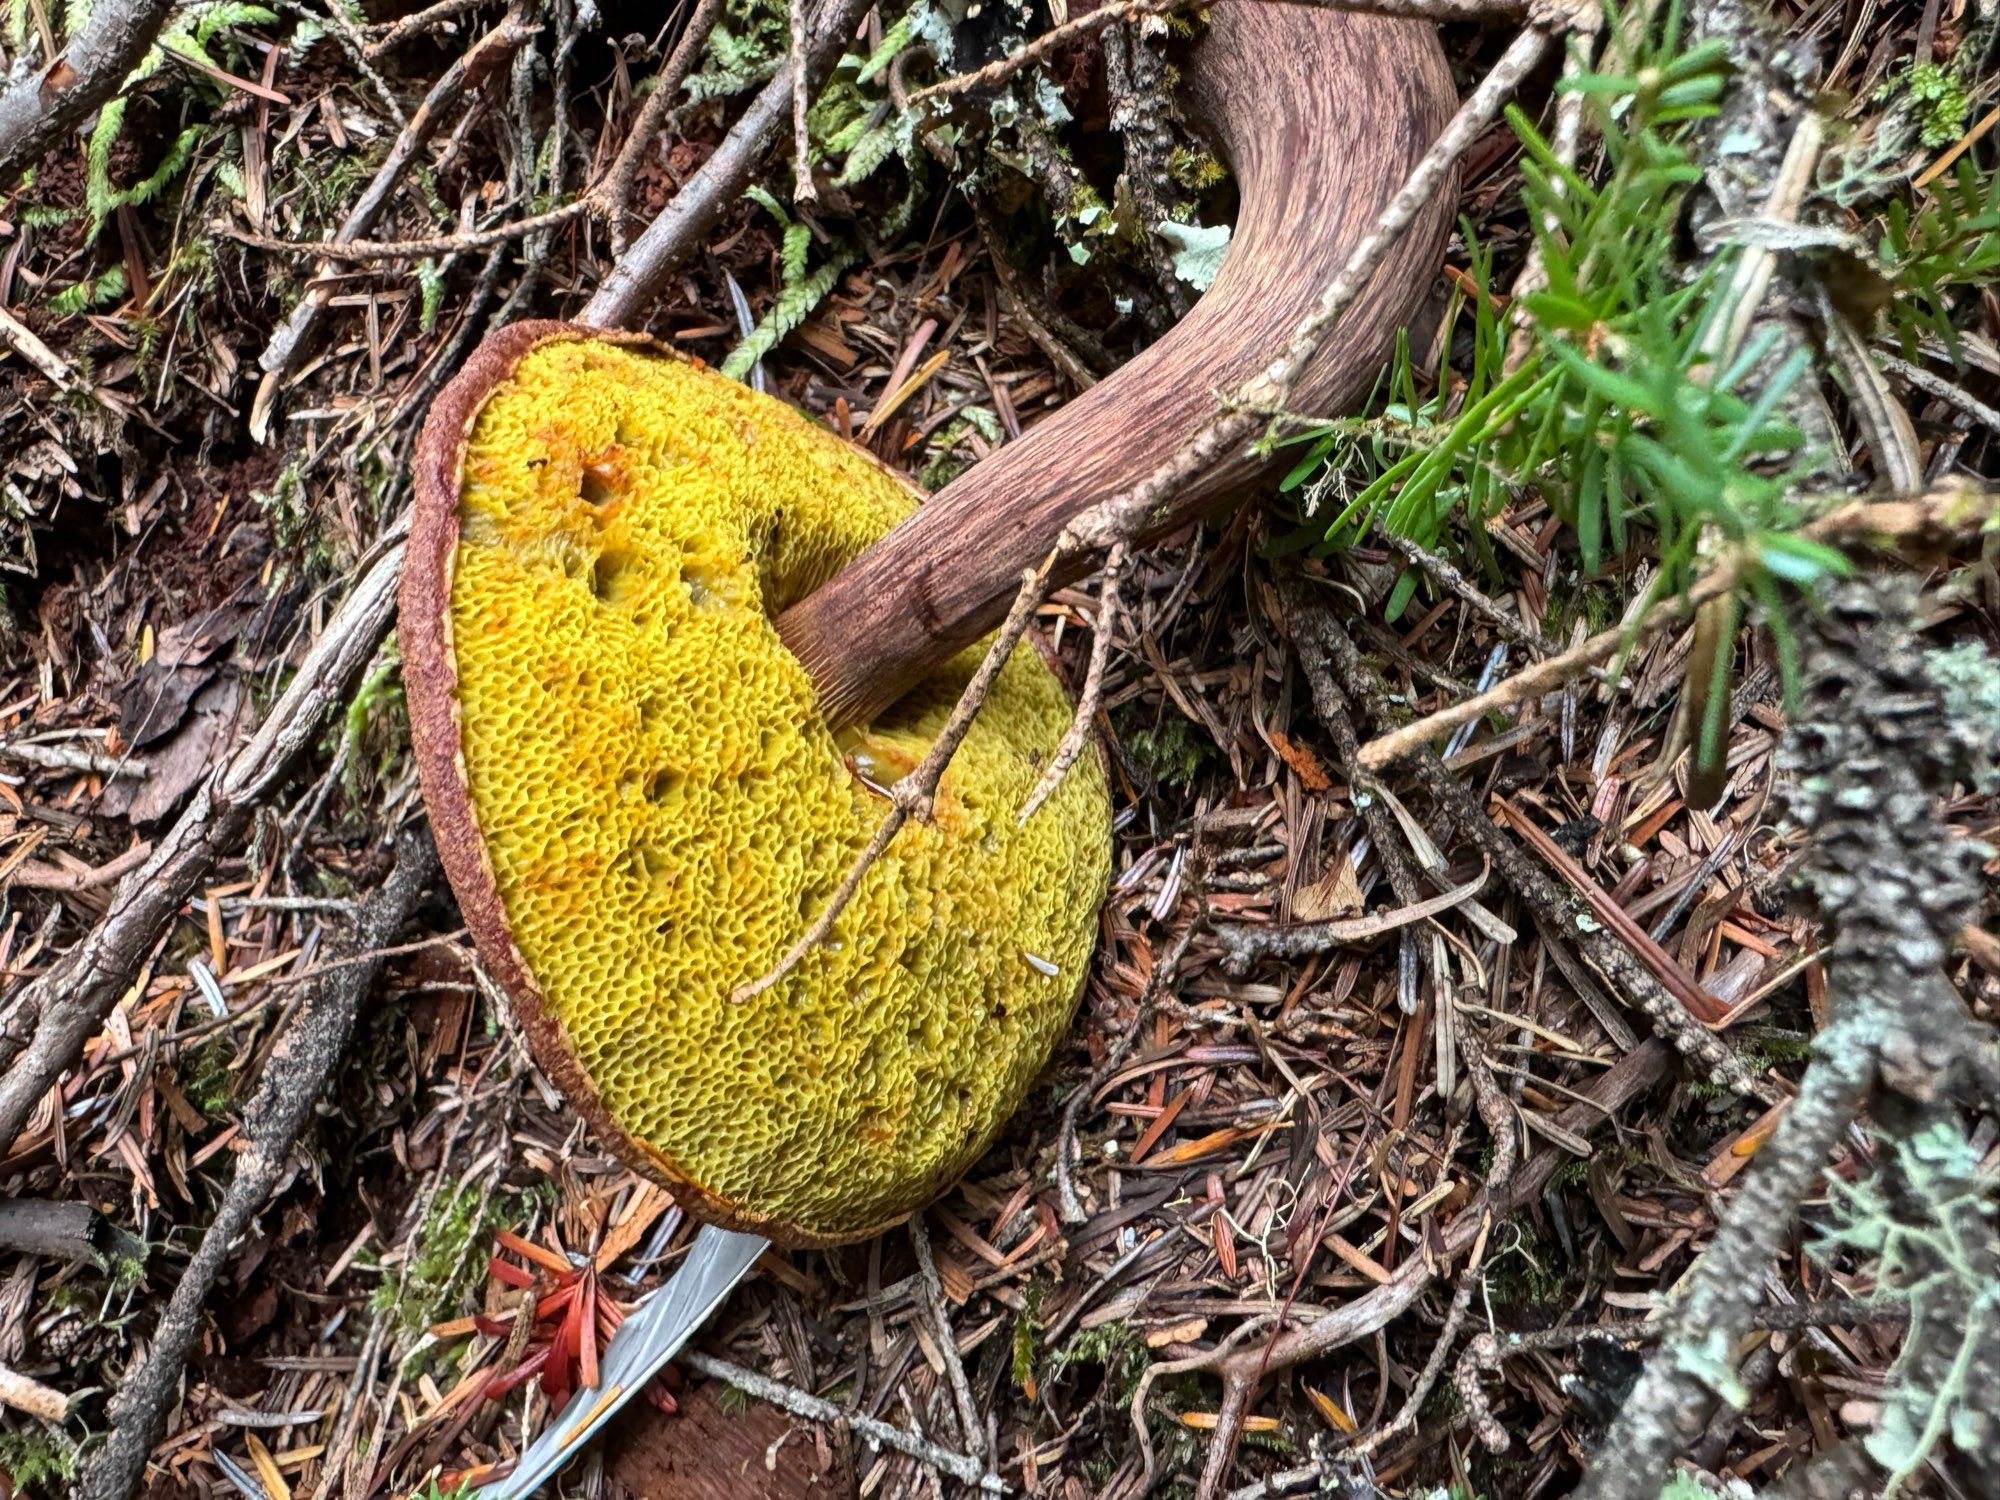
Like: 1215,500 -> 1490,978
0,0 -> 176,187
0,539 -> 403,1152
1577,572 -> 2000,1500
76,828 -> 437,1500
583,0 -> 876,326
679,1349 -> 1002,1492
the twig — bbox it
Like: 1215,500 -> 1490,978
787,0 -> 816,201
1458,1297 -> 1909,1454
364,0 -> 488,57
0,0 -> 176,187
911,0 -> 1558,106
1282,573 -> 1446,1007
730,567 -> 1051,1004
595,0 -> 728,248
0,537 -> 404,1149
1878,349 -> 2000,438
678,1350 -> 1002,1491
1370,525 -> 1559,660
584,0 -> 875,326
1020,542 -> 1128,823
75,829 -> 438,1500
224,199 -> 592,262
0,1364 -> 67,1421
912,2 -> 1150,102
909,1217 -> 989,1471
1213,868 -> 1488,967
1065,21 -> 1567,562
0,739 -> 147,778
1409,750 -> 1753,1092
0,305 -> 86,393
1351,488 -> 1997,771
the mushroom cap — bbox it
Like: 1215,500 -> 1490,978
402,323 -> 1112,1246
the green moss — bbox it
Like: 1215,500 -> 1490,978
181,1036 -> 238,1119
1894,61 -> 1972,149
1047,1318 -> 1150,1406
0,1426 -> 79,1496
370,1180 -> 549,1342
1484,1213 -> 1573,1309
1168,146 -> 1227,192
1117,713 -> 1213,789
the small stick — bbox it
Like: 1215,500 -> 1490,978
0,1363 -> 68,1421
365,0 -> 487,57
911,0 -> 1553,107
596,0 -> 729,248
1370,524 -> 1559,660
0,0 -> 176,186
1351,489 -> 1992,772
912,2 -> 1151,103
731,567 -> 1052,1004
74,831 -> 438,1500
909,1218 -> 989,1470
224,200 -> 592,262
679,1350 -> 1002,1491
787,0 -> 817,201
1019,541 -> 1128,823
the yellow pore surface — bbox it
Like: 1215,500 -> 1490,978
449,339 -> 1111,1243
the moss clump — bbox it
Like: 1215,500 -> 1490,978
0,1425 -> 79,1495
180,1035 -> 238,1119
1118,714 -> 1213,789
370,1181 -> 547,1341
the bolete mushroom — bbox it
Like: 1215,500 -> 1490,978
404,323 -> 1114,1249
406,2 -> 1455,1489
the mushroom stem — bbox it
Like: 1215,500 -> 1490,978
775,2 -> 1457,730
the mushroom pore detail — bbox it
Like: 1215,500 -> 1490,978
412,330 -> 1111,1246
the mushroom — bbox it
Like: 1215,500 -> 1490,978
407,2 -> 1455,1490
404,323 -> 1113,1250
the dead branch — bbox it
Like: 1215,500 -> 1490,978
1577,572 -> 2000,1499
583,0 -> 876,327
76,828 -> 438,1500
0,0 -> 176,187
0,539 -> 403,1153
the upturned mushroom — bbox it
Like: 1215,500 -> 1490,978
403,2 -> 1454,1491
404,322 -> 1114,1251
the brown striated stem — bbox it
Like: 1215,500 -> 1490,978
775,2 -> 1457,729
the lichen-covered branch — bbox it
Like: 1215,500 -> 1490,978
1578,572 -> 2000,1499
